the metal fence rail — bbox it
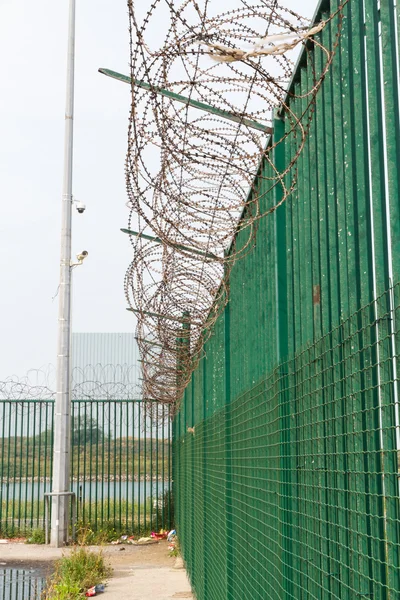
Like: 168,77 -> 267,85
0,400 -> 172,534
173,0 -> 400,598
0,567 -> 46,600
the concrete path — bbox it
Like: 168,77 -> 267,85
0,540 -> 194,599
105,565 -> 192,600
104,542 -> 193,599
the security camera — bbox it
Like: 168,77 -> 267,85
75,200 -> 86,214
70,250 -> 88,267
77,250 -> 88,262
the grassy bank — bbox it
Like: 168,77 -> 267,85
0,436 -> 171,480
0,496 -> 171,521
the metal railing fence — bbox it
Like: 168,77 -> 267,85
0,400 -> 172,535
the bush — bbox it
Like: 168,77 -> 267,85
26,528 -> 45,544
0,526 -> 45,543
44,580 -> 81,600
43,546 -> 111,600
76,520 -> 118,546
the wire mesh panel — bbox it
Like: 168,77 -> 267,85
175,288 -> 400,599
173,0 -> 400,598
0,400 -> 172,535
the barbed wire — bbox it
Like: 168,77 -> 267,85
0,364 -> 141,402
0,365 -> 174,431
124,0 -> 348,408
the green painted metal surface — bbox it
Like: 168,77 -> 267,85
173,0 -> 400,598
0,400 -> 172,535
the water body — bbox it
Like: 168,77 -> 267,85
1,480 -> 170,504
0,566 -> 47,600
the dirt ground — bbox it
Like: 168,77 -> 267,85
106,540 -> 177,567
0,540 -> 194,599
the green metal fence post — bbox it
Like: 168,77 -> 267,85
273,112 -> 292,599
202,353 -> 208,599
224,266 -> 233,600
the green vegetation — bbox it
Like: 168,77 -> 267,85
75,520 -> 120,545
43,546 -> 111,599
71,416 -> 103,446
0,434 -> 171,479
0,492 -> 173,538
26,527 -> 45,544
1,497 -> 167,521
75,518 -> 156,544
0,524 -> 46,541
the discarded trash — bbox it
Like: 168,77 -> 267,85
85,583 -> 105,596
111,533 -> 136,545
167,529 -> 176,542
128,536 -> 159,546
0,540 -> 8,544
168,531 -> 178,554
110,534 -> 158,546
151,530 -> 168,540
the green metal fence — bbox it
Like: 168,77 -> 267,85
173,0 -> 400,598
0,400 -> 172,535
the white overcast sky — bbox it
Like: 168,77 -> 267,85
0,0 -> 317,379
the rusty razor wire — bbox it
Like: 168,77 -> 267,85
123,0 -> 348,410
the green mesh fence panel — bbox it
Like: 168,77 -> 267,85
173,0 -> 400,597
175,288 -> 400,599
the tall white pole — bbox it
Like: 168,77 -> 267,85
51,0 -> 76,547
